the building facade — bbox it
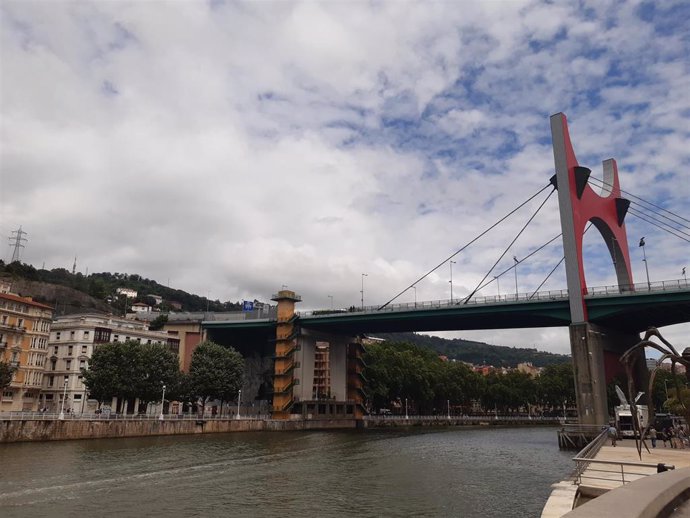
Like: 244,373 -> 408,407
0,292 -> 53,412
43,313 -> 180,413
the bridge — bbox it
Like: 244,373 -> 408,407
206,113 -> 690,426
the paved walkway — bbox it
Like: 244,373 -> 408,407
542,438 -> 690,518
578,439 -> 690,491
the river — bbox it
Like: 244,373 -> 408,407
0,426 -> 571,517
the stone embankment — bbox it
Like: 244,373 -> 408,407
0,417 -> 356,443
0,415 -> 560,443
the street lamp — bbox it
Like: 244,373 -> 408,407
513,256 -> 519,299
450,260 -> 456,303
683,267 -> 687,286
639,237 -> 650,290
447,399 -> 450,420
159,384 -> 166,421
405,397 -> 408,420
360,273 -> 368,310
58,378 -> 68,420
412,286 -> 417,308
236,389 -> 242,420
494,276 -> 500,299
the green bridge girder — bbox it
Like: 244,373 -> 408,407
203,289 -> 690,344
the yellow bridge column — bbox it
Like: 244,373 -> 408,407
271,290 -> 301,419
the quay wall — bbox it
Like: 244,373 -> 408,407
0,416 -> 559,443
0,418 -> 356,443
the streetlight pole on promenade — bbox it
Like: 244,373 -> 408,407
450,260 -> 456,303
447,399 -> 450,420
236,389 -> 242,419
405,398 -> 408,420
640,237 -> 650,290
159,384 -> 166,421
513,256 -> 519,299
361,273 -> 368,310
59,378 -> 68,420
412,286 -> 417,308
683,267 -> 687,286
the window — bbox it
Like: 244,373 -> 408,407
2,391 -> 13,399
79,360 -> 86,370
70,331 -> 75,339
74,394 -> 82,400
48,376 -> 54,387
113,334 -> 119,342
53,346 -> 58,354
82,345 -> 87,354
68,345 -> 73,356
56,332 -> 61,340
84,331 -> 90,339
65,360 -> 71,371
64,375 -> 69,384
17,318 -> 24,328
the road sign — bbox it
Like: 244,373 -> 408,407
243,301 -> 254,311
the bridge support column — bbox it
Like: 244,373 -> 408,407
570,323 -> 645,425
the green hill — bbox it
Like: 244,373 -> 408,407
370,332 -> 569,367
0,260 -> 242,314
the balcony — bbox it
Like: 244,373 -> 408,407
0,322 -> 26,333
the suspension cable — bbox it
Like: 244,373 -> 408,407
377,183 -> 553,310
588,176 -> 690,226
462,187 -> 556,304
628,208 -> 690,243
475,232 -> 563,292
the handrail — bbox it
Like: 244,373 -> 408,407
297,278 -> 689,317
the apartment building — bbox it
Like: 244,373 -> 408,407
0,292 -> 53,412
43,313 -> 180,413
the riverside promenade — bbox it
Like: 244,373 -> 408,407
542,434 -> 690,517
0,412 -> 561,443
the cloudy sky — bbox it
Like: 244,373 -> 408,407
1,1 -> 688,354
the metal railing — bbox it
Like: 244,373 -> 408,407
298,278 -> 689,318
573,457 -> 674,486
0,411 -> 269,421
571,427 -> 610,481
363,414 -> 563,422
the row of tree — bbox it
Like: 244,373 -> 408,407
82,340 -> 244,414
362,341 -> 577,414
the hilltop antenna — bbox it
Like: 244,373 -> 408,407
72,256 -> 77,275
8,226 -> 27,263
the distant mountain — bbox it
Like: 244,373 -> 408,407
370,332 -> 569,368
0,261 -> 242,315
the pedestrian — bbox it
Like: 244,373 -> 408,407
661,428 -> 668,447
668,427 -> 677,449
649,427 -> 657,448
608,424 -> 618,447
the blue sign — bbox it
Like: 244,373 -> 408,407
242,301 -> 254,311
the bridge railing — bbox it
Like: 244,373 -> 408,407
298,278 -> 688,317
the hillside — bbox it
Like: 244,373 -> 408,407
370,332 -> 569,367
0,261 -> 242,314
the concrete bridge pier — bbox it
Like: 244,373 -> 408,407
570,323 -> 646,425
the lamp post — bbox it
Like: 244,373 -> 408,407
328,295 -> 333,310
159,384 -> 166,421
236,389 -> 242,420
405,398 -> 408,420
494,276 -> 500,299
513,256 -> 519,299
360,273 -> 368,310
683,267 -> 687,286
447,399 -> 450,420
639,237 -> 650,290
412,286 -> 417,308
58,378 -> 68,420
450,260 -> 456,303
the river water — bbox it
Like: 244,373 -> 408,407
0,426 -> 572,517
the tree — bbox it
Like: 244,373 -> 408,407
0,360 -> 16,391
82,340 -> 181,411
537,363 -> 575,409
189,341 -> 244,414
149,314 -> 168,331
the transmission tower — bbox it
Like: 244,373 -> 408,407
8,226 -> 27,263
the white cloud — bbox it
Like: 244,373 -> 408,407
1,0 -> 688,354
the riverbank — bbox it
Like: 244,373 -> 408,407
0,414 -> 561,443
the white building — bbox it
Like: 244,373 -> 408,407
130,302 -> 152,313
116,288 -> 138,298
42,313 -> 179,414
